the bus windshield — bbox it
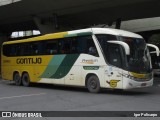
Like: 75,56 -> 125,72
96,34 -> 152,74
119,37 -> 152,73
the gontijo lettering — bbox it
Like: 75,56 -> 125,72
16,58 -> 42,64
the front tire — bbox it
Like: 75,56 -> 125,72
22,73 -> 30,87
13,72 -> 21,86
87,75 -> 101,93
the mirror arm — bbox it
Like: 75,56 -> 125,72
107,41 -> 130,55
147,44 -> 159,56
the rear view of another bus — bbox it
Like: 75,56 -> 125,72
151,52 -> 160,77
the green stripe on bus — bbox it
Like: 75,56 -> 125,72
40,55 -> 66,78
77,32 -> 92,36
51,54 -> 80,79
64,34 -> 77,37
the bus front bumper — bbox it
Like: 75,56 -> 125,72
123,78 -> 153,89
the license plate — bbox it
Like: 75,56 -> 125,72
141,83 -> 147,86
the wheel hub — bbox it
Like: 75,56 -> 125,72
90,80 -> 97,89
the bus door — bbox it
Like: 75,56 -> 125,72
65,65 -> 82,86
105,44 -> 123,89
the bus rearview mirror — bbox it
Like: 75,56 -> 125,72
107,41 -> 130,55
147,44 -> 160,56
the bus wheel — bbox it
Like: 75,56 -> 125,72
13,72 -> 21,86
22,73 -> 30,87
87,75 -> 100,93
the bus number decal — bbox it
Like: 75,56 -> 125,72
107,80 -> 120,88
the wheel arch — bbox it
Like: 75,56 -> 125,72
22,71 -> 29,76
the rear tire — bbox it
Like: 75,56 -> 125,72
22,73 -> 30,87
13,72 -> 21,86
86,75 -> 101,93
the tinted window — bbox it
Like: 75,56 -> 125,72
20,43 -> 31,56
59,38 -> 71,54
45,40 -> 58,55
3,35 -> 98,57
3,45 -> 11,56
106,44 -> 122,68
96,34 -> 123,68
75,36 -> 98,57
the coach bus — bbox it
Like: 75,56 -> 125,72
1,28 -> 159,93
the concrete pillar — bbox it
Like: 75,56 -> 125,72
0,33 -> 9,48
115,18 -> 122,29
33,16 -> 59,35
0,32 -> 10,74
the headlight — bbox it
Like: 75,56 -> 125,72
122,73 -> 151,81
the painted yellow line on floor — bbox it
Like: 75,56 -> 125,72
0,93 -> 46,100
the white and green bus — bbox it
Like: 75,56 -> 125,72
1,28 -> 159,93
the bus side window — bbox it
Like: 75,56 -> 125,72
31,43 -> 38,55
76,35 -> 99,57
60,38 -> 71,54
46,40 -> 58,55
70,38 -> 79,54
10,44 -> 18,56
87,40 -> 98,56
20,43 -> 31,56
30,42 -> 43,55
15,44 -> 21,56
3,45 -> 11,56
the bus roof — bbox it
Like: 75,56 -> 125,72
3,28 -> 143,45
92,28 -> 142,38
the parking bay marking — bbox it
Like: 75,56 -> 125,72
0,93 -> 46,100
